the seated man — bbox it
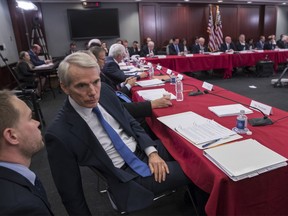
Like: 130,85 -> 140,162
255,36 -> 265,50
128,40 -> 141,56
140,41 -> 158,57
235,34 -> 249,51
103,43 -> 146,87
45,52 -> 198,215
28,44 -> 51,66
0,90 -> 53,215
220,36 -> 236,52
168,37 -> 184,55
192,37 -> 208,54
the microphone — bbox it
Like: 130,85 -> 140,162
203,90 -> 273,126
184,83 -> 204,96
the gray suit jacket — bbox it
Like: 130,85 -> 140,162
45,82 -> 155,215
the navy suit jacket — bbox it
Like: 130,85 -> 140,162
256,41 -> 265,50
0,166 -> 53,215
168,43 -> 183,55
192,44 -> 209,54
45,83 -> 155,215
140,47 -> 158,57
235,42 -> 249,51
220,43 -> 236,52
102,56 -> 140,86
28,50 -> 45,66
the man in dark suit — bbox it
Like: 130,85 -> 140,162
255,36 -> 265,50
192,37 -> 209,54
264,35 -> 277,50
168,37 -> 183,55
28,44 -> 51,66
220,36 -> 236,52
128,41 -> 141,56
103,43 -> 147,87
45,52 -> 195,215
235,34 -> 249,51
0,90 -> 53,215
140,41 -> 158,57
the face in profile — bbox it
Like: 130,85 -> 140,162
61,65 -> 101,108
11,96 -> 43,158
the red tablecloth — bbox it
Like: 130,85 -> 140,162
132,74 -> 288,215
146,50 -> 288,79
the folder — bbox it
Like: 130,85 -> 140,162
203,139 -> 287,181
208,104 -> 253,117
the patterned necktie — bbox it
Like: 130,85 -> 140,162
116,91 -> 132,103
34,176 -> 48,202
93,107 -> 151,177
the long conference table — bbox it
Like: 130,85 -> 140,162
131,71 -> 288,215
146,50 -> 288,78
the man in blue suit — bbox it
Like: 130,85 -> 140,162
45,52 -> 195,215
0,90 -> 53,215
28,44 -> 51,66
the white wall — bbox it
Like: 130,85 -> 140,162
276,6 -> 288,39
41,3 -> 140,57
0,0 -> 19,66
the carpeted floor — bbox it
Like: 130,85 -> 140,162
30,66 -> 288,215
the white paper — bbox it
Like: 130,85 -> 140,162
137,88 -> 176,100
250,100 -> 272,116
208,104 -> 253,117
135,79 -> 164,87
204,139 -> 287,181
202,81 -> 213,91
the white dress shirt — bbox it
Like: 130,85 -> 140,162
69,97 -> 156,168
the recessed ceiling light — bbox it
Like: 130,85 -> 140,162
184,0 -> 190,2
135,0 -> 142,1
282,2 -> 287,5
247,1 -> 252,3
218,0 -> 223,2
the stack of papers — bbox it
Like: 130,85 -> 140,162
157,111 -> 242,149
137,88 -> 176,100
136,79 -> 164,87
208,104 -> 253,117
34,63 -> 54,70
204,139 -> 287,181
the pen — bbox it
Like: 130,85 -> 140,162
202,139 -> 221,148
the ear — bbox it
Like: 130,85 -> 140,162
60,82 -> 70,95
3,128 -> 19,145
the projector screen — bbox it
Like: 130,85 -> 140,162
67,9 -> 120,40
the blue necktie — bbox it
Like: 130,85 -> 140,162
116,91 -> 132,103
175,45 -> 179,54
93,107 -> 151,177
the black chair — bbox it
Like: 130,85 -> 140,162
90,167 -> 199,215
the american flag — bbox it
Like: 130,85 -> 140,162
214,5 -> 223,50
207,5 -> 217,51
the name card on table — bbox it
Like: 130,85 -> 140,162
202,81 -> 214,91
166,69 -> 172,75
250,100 -> 273,116
185,54 -> 194,57
177,74 -> 184,80
157,55 -> 167,58
156,65 -> 162,70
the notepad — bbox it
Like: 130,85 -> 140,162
208,104 -> 253,117
157,111 -> 242,149
204,139 -> 287,181
136,79 -> 164,87
137,88 -> 176,100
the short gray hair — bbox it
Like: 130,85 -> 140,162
108,43 -> 125,58
57,52 -> 100,86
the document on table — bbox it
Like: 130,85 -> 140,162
34,63 -> 54,70
208,104 -> 253,117
157,111 -> 242,149
136,79 -> 164,87
137,88 -> 176,100
203,139 -> 288,181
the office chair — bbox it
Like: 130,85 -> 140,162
90,167 -> 199,215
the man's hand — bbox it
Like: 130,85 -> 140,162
148,152 -> 169,183
139,72 -> 148,79
151,97 -> 172,109
125,77 -> 137,86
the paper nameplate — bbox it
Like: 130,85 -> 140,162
166,69 -> 172,75
177,74 -> 184,80
185,54 -> 194,57
202,81 -> 213,91
250,100 -> 272,116
156,65 -> 162,70
157,55 -> 166,58
147,62 -> 152,66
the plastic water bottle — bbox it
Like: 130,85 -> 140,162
175,79 -> 184,101
170,73 -> 176,85
234,110 -> 248,134
148,65 -> 154,79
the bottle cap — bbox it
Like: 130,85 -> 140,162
246,130 -> 252,135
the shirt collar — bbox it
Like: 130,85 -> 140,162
69,96 -> 94,121
0,162 -> 36,185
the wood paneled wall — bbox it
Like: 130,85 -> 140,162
139,3 -> 277,49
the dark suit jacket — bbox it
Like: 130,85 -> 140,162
192,44 -> 209,54
255,41 -> 265,50
28,50 -> 45,66
235,42 -> 249,51
220,43 -> 236,52
128,47 -> 140,56
168,43 -> 184,55
140,47 -> 158,57
102,56 -> 140,86
45,83 -> 156,215
16,61 -> 36,83
263,42 -> 276,50
0,166 -> 53,215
